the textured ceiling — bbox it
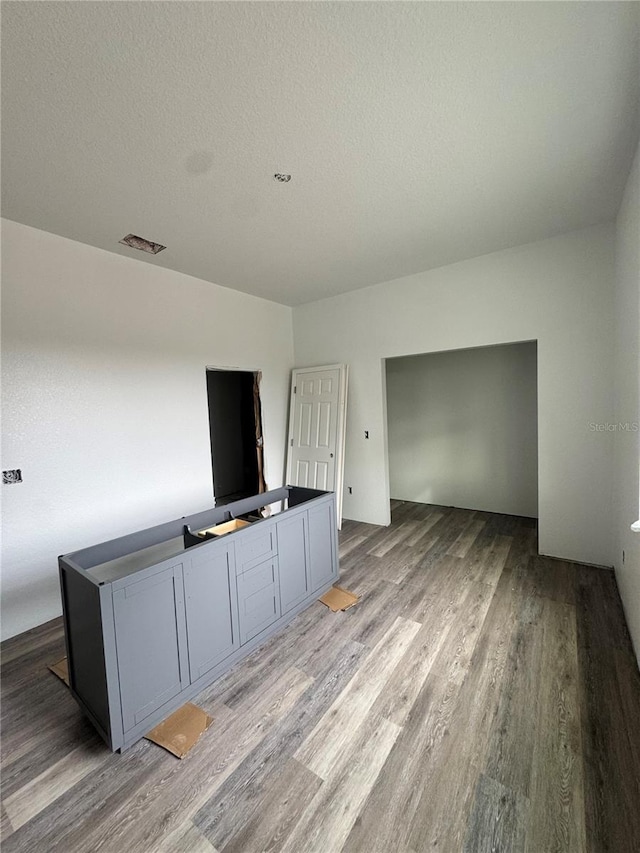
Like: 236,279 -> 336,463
2,2 -> 639,306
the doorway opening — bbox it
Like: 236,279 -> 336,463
206,368 -> 266,506
384,341 -> 538,519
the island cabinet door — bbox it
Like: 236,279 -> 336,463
308,500 -> 338,592
277,511 -> 310,614
113,564 -> 189,733
183,544 -> 239,682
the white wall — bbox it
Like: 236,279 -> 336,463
293,224 -> 615,567
387,342 -> 538,517
1,219 -> 294,640
613,142 -> 640,664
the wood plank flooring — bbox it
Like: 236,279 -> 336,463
2,502 -> 639,852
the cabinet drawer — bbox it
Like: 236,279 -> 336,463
236,559 -> 281,644
238,558 -> 277,597
235,525 -> 276,572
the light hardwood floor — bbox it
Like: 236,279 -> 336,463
2,502 -> 639,852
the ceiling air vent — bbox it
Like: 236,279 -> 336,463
119,234 -> 166,254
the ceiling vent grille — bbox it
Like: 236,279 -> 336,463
119,234 -> 166,254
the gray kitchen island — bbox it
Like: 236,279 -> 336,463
58,486 -> 339,752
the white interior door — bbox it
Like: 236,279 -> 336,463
286,364 -> 348,527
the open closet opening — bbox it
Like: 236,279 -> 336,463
385,341 -> 538,518
206,368 -> 266,506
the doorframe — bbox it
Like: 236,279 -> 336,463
285,363 -> 349,527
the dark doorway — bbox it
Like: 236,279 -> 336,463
206,369 -> 265,505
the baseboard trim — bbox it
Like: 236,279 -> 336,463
538,552 -> 614,571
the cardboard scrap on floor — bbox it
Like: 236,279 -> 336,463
49,656 -> 212,759
319,585 -> 360,612
48,657 -> 70,686
144,702 -> 213,759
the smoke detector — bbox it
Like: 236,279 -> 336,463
119,234 -> 166,254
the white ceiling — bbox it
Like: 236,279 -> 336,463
2,2 -> 639,306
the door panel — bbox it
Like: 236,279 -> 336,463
298,402 -> 313,447
317,402 -> 332,448
295,460 -> 310,488
183,545 -> 238,682
113,565 -> 188,732
315,461 -> 329,490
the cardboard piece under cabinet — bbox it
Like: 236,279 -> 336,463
319,586 -> 359,612
49,658 -> 212,759
144,702 -> 213,759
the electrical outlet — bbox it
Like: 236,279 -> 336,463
3,469 -> 22,484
